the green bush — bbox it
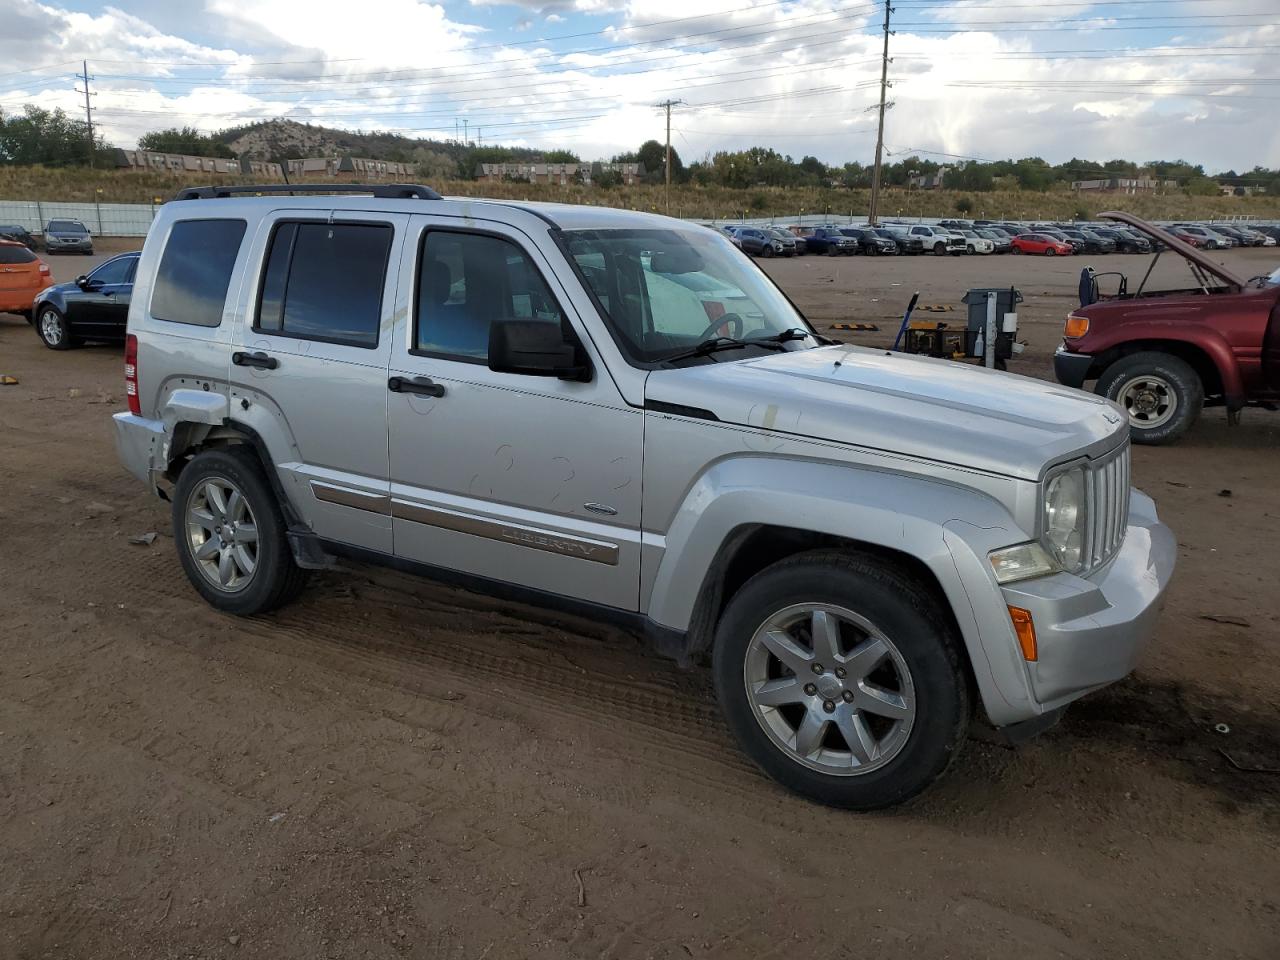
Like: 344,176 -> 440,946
955,196 -> 973,214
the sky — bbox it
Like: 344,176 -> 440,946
1,0 -> 1277,173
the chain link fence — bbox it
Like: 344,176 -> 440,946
0,200 -> 161,237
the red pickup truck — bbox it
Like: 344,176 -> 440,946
1054,211 -> 1280,443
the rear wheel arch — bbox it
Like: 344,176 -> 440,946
164,419 -> 301,527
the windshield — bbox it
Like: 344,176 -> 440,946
49,220 -> 87,233
564,227 -> 812,365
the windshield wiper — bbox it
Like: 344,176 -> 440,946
662,334 -> 792,365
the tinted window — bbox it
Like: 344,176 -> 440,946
0,245 -> 36,264
256,221 -> 391,347
151,219 -> 247,327
90,255 -> 135,285
416,231 -> 564,362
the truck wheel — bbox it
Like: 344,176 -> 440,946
827,245 -> 839,257
933,242 -> 947,256
172,446 -> 307,615
1096,351 -> 1203,445
712,550 -> 969,810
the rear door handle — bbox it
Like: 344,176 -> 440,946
388,376 -> 445,398
232,351 -> 279,370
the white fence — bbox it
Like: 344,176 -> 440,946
0,200 -> 161,237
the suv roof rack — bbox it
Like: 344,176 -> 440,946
173,183 -> 443,201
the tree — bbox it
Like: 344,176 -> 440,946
635,139 -> 683,183
138,126 -> 234,158
542,149 -> 581,163
943,162 -> 993,192
0,105 -> 110,166
954,196 -> 974,214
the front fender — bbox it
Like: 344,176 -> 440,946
1080,323 -> 1244,407
643,456 -> 1040,723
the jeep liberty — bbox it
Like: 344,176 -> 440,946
114,184 -> 1176,809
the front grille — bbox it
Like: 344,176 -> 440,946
1085,442 -> 1131,571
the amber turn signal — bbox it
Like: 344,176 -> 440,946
1064,314 -> 1090,339
1008,605 -> 1038,662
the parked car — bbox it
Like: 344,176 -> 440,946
937,219 -> 974,232
0,238 -> 52,321
1055,211 -> 1280,444
959,230 -> 995,255
736,227 -> 786,258
1168,227 -> 1210,249
1011,233 -> 1073,256
112,182 -> 1175,810
0,224 -> 38,250
839,227 -> 897,255
766,227 -> 799,257
1059,229 -> 1115,255
1035,228 -> 1086,255
1172,224 -> 1233,249
30,251 -> 139,349
1090,227 -> 1150,254
795,226 -> 858,256
996,224 -> 1030,237
898,225 -> 965,256
43,219 -> 94,255
718,225 -> 743,249
874,227 -> 924,255
1213,224 -> 1264,247
975,229 -> 1012,254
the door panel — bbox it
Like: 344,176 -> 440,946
387,215 -> 643,611
229,211 -> 408,552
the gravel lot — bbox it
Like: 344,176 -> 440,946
2,240 -> 1278,959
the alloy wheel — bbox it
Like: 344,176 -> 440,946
185,476 -> 260,593
743,603 -> 916,776
39,309 -> 63,346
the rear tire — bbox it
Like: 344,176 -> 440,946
712,550 -> 970,810
172,446 -> 308,615
1096,351 -> 1203,445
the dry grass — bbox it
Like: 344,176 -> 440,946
2,165 -> 1277,222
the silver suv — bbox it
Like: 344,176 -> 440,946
114,184 -> 1175,809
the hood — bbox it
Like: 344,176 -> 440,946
1100,211 -> 1244,289
644,345 -> 1126,480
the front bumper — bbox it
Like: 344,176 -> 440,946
1053,345 -> 1094,388
113,412 -> 168,494
1000,489 -> 1176,711
47,238 -> 92,251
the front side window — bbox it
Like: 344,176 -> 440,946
151,219 -> 247,327
415,230 -> 564,362
90,256 -> 135,286
564,227 -> 813,365
256,221 -> 392,348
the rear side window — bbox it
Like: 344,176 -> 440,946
256,221 -> 392,348
0,245 -> 36,264
151,219 -> 247,327
415,230 -> 564,362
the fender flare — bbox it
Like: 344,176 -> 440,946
644,456 -> 1038,722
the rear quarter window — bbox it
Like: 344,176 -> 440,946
150,219 -> 247,327
0,246 -> 36,264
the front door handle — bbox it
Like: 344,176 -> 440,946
388,376 -> 445,398
233,350 -> 279,370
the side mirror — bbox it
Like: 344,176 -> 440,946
488,319 -> 590,382
75,275 -> 89,288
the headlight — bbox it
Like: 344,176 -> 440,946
1043,467 -> 1087,573
989,542 -> 1058,584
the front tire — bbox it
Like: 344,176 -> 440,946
933,242 -> 947,256
172,447 -> 307,615
1096,351 -> 1203,445
36,305 -> 75,350
712,551 -> 970,810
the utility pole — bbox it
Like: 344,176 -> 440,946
75,60 -> 96,167
463,119 -> 469,144
867,2 -> 893,226
656,98 -> 684,214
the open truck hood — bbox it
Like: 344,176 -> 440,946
1099,210 -> 1246,290
644,345 -> 1127,481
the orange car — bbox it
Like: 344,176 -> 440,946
0,238 -> 51,320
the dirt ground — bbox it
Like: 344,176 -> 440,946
1,241 -> 1278,959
